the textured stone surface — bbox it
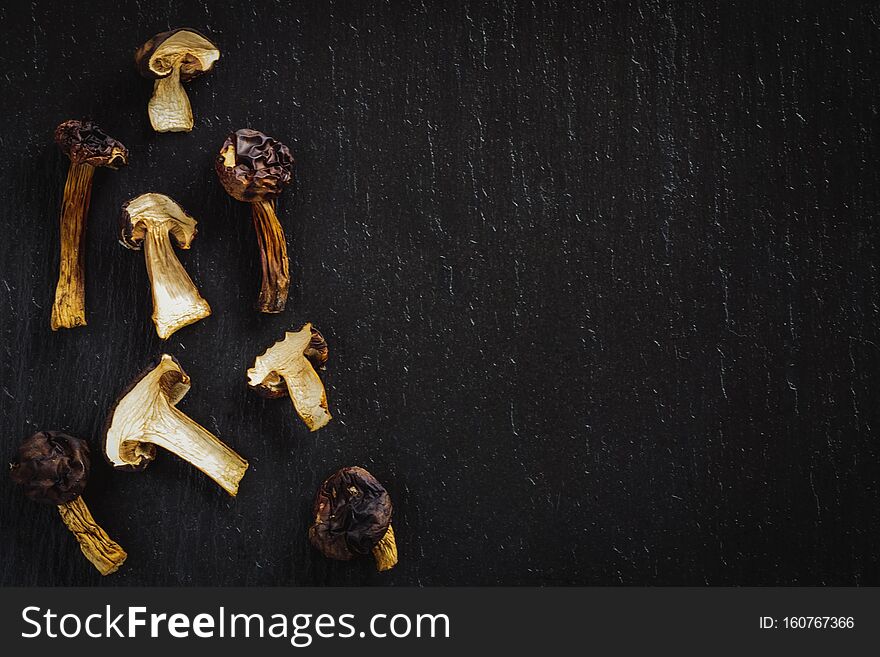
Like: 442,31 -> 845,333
0,1 -> 878,585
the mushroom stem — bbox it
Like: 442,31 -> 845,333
252,200 -> 290,313
372,524 -> 398,572
51,162 -> 95,330
143,225 -> 211,339
138,403 -> 248,496
148,63 -> 193,133
57,496 -> 127,576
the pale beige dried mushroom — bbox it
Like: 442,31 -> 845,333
120,193 -> 211,339
105,355 -> 248,496
247,324 -> 332,431
135,28 -> 219,132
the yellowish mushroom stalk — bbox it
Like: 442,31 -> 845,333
247,324 -> 332,431
121,193 -> 211,339
51,163 -> 94,330
105,355 -> 248,496
57,496 -> 127,576
372,525 -> 398,572
149,64 -> 193,132
252,200 -> 290,314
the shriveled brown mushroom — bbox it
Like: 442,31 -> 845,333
135,28 -> 220,132
11,431 -> 127,575
247,324 -> 331,431
51,120 -> 128,330
215,129 -> 294,312
120,193 -> 211,339
104,355 -> 248,496
309,466 -> 398,572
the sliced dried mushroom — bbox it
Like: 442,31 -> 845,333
51,120 -> 128,330
215,129 -> 295,312
135,28 -> 219,132
10,431 -> 127,575
247,324 -> 331,431
120,193 -> 211,339
104,355 -> 248,496
309,466 -> 398,572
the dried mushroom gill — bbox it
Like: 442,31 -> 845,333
215,129 -> 294,313
120,193 -> 211,339
309,467 -> 398,572
104,355 -> 248,496
136,28 -> 219,132
248,323 -> 331,431
51,120 -> 128,330
10,431 -> 127,575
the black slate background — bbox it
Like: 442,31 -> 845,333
0,0 -> 878,586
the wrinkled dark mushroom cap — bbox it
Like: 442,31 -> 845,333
55,120 -> 129,168
309,466 -> 393,561
135,28 -> 219,80
10,431 -> 90,505
215,129 -> 294,202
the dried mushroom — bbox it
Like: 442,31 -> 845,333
247,323 -> 331,431
104,355 -> 248,496
135,28 -> 219,132
10,431 -> 127,575
309,466 -> 398,572
51,120 -> 128,330
120,193 -> 211,339
215,129 -> 295,313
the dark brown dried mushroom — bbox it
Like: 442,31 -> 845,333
51,120 -> 128,330
135,28 -> 219,132
10,431 -> 127,575
120,193 -> 211,339
215,129 -> 294,313
104,355 -> 248,496
309,466 -> 398,572
247,324 -> 331,431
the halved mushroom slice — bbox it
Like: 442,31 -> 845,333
135,28 -> 219,132
247,324 -> 332,431
121,193 -> 211,339
104,355 -> 248,496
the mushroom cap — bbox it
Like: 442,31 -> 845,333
103,354 -> 191,470
308,466 -> 393,561
55,120 -> 129,168
10,431 -> 90,505
120,192 -> 198,250
215,128 -> 294,202
135,28 -> 219,80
